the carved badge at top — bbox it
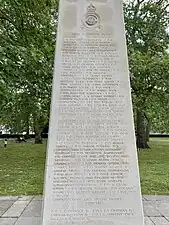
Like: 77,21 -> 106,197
81,4 -> 102,30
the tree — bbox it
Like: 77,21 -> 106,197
146,56 -> 169,134
1,0 -> 169,147
124,0 -> 169,148
0,0 -> 58,143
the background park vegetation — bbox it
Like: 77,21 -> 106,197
0,0 -> 169,147
0,138 -> 168,195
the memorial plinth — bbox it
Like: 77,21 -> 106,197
42,0 -> 144,224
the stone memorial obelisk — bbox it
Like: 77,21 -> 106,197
42,0 -> 144,225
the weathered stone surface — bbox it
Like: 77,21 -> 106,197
142,196 -> 148,201
18,196 -> 33,201
144,217 -> 154,225
0,196 -> 168,225
165,216 -> 169,222
21,201 -> 42,217
155,201 -> 169,216
150,217 -> 169,225
0,197 -> 18,201
144,195 -> 169,201
32,196 -> 43,201
0,218 -> 17,225
143,201 -> 161,217
42,0 -> 144,225
0,201 -> 15,216
15,217 -> 42,225
2,200 -> 29,218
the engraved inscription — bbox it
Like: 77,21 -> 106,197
42,1 -> 144,225
47,36 -> 137,222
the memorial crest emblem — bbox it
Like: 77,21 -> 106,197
82,4 -> 101,30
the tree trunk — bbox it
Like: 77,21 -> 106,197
136,109 -> 150,149
34,118 -> 43,144
35,130 -> 43,144
25,116 -> 31,139
145,119 -> 151,142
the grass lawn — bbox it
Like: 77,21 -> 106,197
0,140 -> 46,196
139,138 -> 169,195
0,138 -> 168,196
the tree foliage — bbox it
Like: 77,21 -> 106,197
0,0 -> 58,142
0,0 -> 169,145
124,0 -> 169,148
124,0 -> 169,106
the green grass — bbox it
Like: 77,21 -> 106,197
0,141 -> 46,195
139,138 -> 169,195
0,138 -> 169,195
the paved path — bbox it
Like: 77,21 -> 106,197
0,195 -> 169,224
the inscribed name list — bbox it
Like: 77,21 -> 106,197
42,0 -> 144,225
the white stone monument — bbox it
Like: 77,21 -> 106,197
42,0 -> 144,225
